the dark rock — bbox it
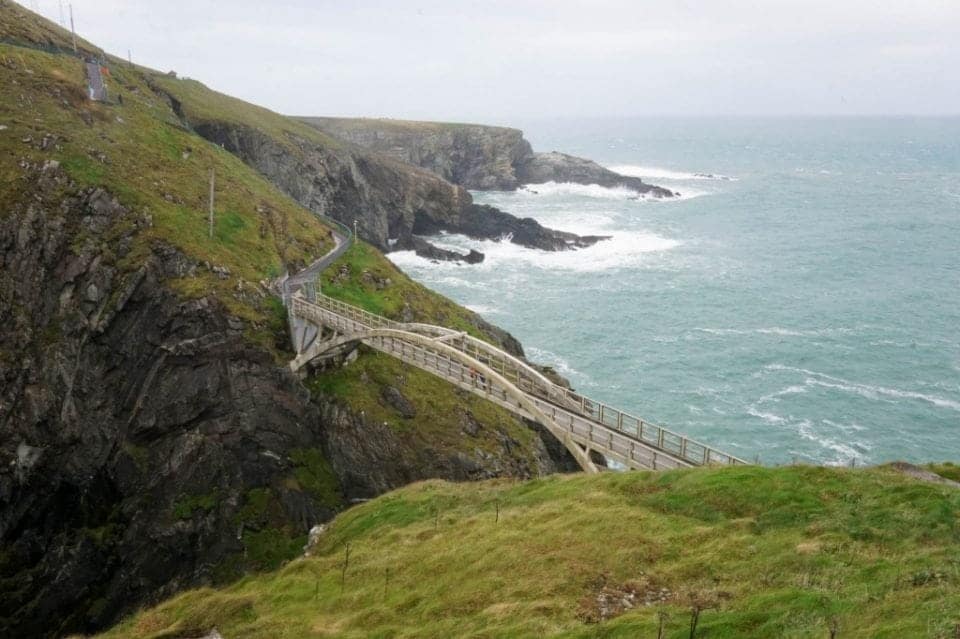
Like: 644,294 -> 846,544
411,236 -> 485,264
433,203 -> 610,252
380,385 -> 416,418
460,411 -> 482,437
314,397 -> 574,500
517,152 -> 675,198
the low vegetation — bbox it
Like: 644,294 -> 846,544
306,348 -> 543,464
99,465 -> 960,638
320,240 -> 492,339
1,7 -> 333,354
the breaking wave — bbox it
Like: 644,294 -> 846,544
765,364 -> 960,412
694,326 -> 858,338
608,164 -> 738,182
388,229 -> 680,274
517,181 -> 709,201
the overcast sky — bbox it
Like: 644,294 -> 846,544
26,0 -> 960,122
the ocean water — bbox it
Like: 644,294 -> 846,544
388,117 -> 960,465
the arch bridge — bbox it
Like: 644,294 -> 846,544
288,290 -> 747,473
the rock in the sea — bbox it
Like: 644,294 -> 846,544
517,151 -> 675,198
411,236 -> 485,263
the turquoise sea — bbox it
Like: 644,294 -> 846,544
389,118 -> 960,465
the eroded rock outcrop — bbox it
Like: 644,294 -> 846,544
414,204 -> 611,251
517,151 -> 675,198
299,117 -> 531,190
300,117 -> 675,197
185,121 -> 603,258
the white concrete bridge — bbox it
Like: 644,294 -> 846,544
288,288 -> 748,474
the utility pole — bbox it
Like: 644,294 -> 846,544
208,168 -> 215,239
128,49 -> 132,66
69,4 -> 77,54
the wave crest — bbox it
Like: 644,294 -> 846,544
517,181 -> 708,201
388,229 -> 680,274
765,364 -> 960,412
608,164 -> 738,181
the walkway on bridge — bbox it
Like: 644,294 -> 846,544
288,289 -> 748,473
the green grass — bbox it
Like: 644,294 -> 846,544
171,492 -> 219,520
97,465 -> 960,639
306,348 -> 541,461
147,74 -> 346,155
0,1 -> 101,55
290,449 -> 342,510
929,463 -> 960,483
319,241 -> 493,340
0,13 -> 333,357
299,116 -> 521,136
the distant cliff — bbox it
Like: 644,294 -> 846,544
298,118 -> 531,190
300,117 -> 676,198
143,82 -> 607,262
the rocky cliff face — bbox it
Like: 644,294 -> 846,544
300,117 -> 676,197
186,120 -> 602,259
0,167 -> 574,638
299,118 -> 532,190
191,121 -> 466,252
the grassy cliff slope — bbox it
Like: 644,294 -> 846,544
1,5 -> 577,634
1,2 -> 333,352
98,465 -> 960,638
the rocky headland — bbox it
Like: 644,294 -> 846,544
300,116 -> 676,198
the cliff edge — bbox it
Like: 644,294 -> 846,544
300,116 -> 676,197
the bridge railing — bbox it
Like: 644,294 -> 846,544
554,389 -> 745,466
296,292 -> 748,467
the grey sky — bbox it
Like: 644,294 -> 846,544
27,0 -> 960,121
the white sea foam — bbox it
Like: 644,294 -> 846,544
822,418 -> 867,433
746,407 -> 787,424
756,385 -> 808,403
695,326 -> 856,338
795,419 -> 865,465
519,182 -> 638,200
607,164 -> 738,182
387,229 -> 680,274
526,346 -> 587,382
765,364 -> 960,412
428,274 -> 491,291
517,181 -> 709,202
464,304 -> 500,315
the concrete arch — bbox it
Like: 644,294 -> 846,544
392,323 -> 573,407
292,327 -> 599,473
